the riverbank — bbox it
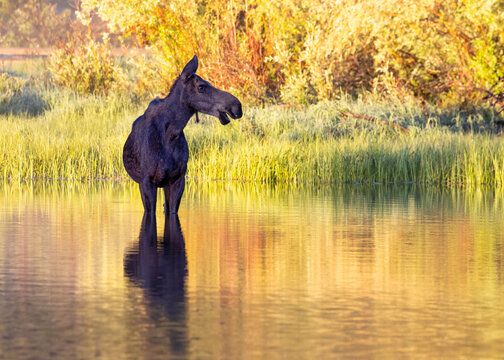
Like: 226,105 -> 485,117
1,84 -> 504,187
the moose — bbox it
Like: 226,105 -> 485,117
123,56 -> 243,214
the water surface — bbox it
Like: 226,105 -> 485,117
1,182 -> 503,359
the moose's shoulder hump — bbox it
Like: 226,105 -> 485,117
131,97 -> 164,129
147,97 -> 163,111
131,114 -> 143,129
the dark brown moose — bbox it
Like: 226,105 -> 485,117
123,56 -> 242,214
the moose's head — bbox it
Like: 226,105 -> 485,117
179,56 -> 242,125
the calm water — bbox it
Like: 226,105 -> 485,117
0,182 -> 503,359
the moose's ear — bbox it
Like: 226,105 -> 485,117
181,55 -> 198,80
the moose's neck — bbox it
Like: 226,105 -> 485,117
163,105 -> 194,133
159,87 -> 195,135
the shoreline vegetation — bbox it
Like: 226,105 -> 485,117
1,70 -> 504,188
2,0 -> 503,188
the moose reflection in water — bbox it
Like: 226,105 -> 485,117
123,55 -> 243,214
124,214 -> 188,355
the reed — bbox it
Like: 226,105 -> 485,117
1,88 -> 503,187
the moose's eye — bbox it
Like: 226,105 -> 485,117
198,84 -> 206,93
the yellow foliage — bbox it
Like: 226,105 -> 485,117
75,0 -> 504,105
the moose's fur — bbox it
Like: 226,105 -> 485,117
123,56 -> 242,214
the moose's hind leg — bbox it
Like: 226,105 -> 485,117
140,180 -> 158,214
163,176 -> 185,214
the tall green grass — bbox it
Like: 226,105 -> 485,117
0,89 -> 135,180
186,104 -> 504,186
1,86 -> 504,187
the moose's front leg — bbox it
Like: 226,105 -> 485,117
140,179 -> 158,214
163,175 -> 186,214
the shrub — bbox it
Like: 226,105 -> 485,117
48,34 -> 128,96
79,0 -> 309,101
298,0 -> 504,105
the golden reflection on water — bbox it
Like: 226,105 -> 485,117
181,183 -> 504,358
0,181 -> 503,359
